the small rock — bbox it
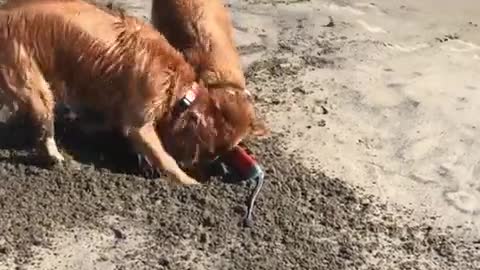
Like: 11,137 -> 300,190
158,257 -> 170,266
292,86 -> 307,94
111,227 -> 126,240
0,245 -> 9,255
199,232 -> 209,244
324,16 -> 335,27
271,99 -> 281,105
202,211 -> 215,227
98,254 -> 109,262
31,236 -> 43,246
320,105 -> 329,115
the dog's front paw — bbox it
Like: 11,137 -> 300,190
176,174 -> 201,186
35,150 -> 65,168
48,151 -> 65,164
41,138 -> 65,165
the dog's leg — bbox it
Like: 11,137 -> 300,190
0,42 -> 64,164
25,76 -> 64,164
126,122 -> 200,185
11,89 -> 62,164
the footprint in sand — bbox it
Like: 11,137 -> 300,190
357,20 -> 387,33
324,3 -> 365,16
443,161 -> 480,215
444,189 -> 480,215
442,39 -> 480,52
353,2 -> 386,15
384,42 -> 429,52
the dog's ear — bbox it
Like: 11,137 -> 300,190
190,105 -> 217,153
241,89 -> 269,137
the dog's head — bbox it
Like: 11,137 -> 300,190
159,82 -> 268,171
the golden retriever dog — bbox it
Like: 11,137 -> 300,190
0,0 -> 264,185
150,0 -> 246,92
149,0 -> 265,120
150,0 -> 268,179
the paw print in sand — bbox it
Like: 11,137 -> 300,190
443,161 -> 480,215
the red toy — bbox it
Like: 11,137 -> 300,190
223,145 -> 265,227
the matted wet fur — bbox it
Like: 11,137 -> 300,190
0,0 -> 261,185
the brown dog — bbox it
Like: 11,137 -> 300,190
151,0 -> 246,92
150,0 -> 268,178
0,0 -> 262,185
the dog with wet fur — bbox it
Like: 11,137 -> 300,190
0,0 -> 266,185
150,0 -> 268,178
150,0 -> 249,101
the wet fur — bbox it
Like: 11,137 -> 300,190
150,0 -> 268,137
0,0 -> 217,185
151,0 -> 244,88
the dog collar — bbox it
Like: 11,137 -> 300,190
178,84 -> 200,109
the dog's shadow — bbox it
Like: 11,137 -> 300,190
0,112 -> 148,177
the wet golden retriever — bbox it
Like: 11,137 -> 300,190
0,0 -> 263,185
150,0 -> 267,125
151,0 -> 247,93
150,0 -> 268,179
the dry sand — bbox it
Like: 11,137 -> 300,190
1,0 -> 480,269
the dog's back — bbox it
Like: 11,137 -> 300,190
151,0 -> 246,90
2,0 -> 132,45
151,0 -> 268,141
0,0 -> 193,119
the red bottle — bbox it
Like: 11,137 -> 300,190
223,145 -> 265,227
223,145 -> 263,180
